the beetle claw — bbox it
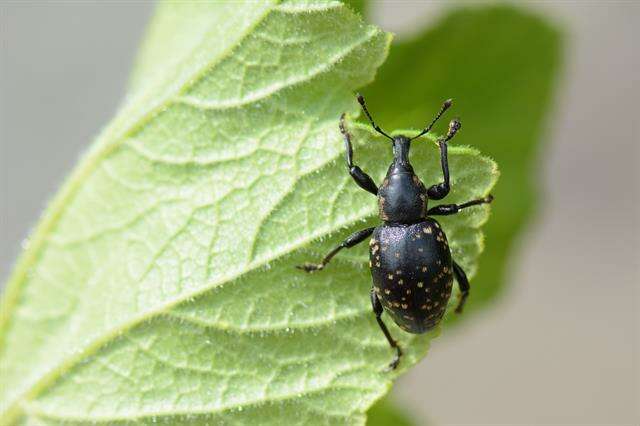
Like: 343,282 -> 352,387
384,359 -> 399,372
383,346 -> 402,372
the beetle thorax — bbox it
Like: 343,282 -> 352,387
377,136 -> 428,224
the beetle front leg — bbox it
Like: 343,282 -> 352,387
297,227 -> 374,272
427,119 -> 461,200
452,260 -> 470,314
371,289 -> 402,371
427,195 -> 494,216
340,114 -> 378,195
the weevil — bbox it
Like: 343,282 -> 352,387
298,94 -> 493,370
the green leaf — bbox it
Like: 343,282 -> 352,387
343,0 -> 366,17
366,396 -> 416,426
0,1 -> 497,425
358,5 -> 562,316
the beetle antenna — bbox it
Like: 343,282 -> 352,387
356,93 -> 393,141
411,99 -> 453,141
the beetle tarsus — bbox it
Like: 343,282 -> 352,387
455,292 -> 469,314
384,346 -> 403,372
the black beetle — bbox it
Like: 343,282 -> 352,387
298,94 -> 493,370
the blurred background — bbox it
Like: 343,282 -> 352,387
1,2 -> 637,425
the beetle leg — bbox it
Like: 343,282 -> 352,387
427,119 -> 461,200
296,227 -> 375,272
427,195 -> 494,216
371,289 -> 402,371
340,113 -> 379,195
452,260 -> 470,314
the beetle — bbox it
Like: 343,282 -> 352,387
297,94 -> 493,370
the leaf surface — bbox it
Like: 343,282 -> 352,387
0,2 -> 497,424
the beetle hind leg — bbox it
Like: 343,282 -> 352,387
452,260 -> 470,314
371,289 -> 402,371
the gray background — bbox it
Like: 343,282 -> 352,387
1,1 -> 638,425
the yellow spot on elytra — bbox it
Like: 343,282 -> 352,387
384,289 -> 391,294
406,289 -> 411,294
423,227 -> 432,234
417,282 -> 424,288
422,266 -> 428,272
387,274 -> 394,280
401,303 -> 408,309
398,279 -> 404,285
421,305 -> 427,310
